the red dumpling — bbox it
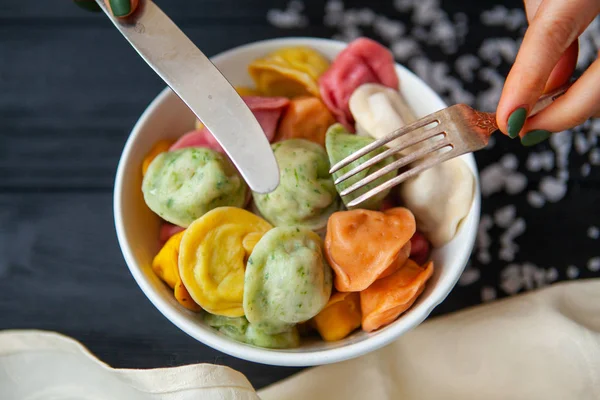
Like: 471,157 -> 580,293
159,223 -> 185,245
169,129 -> 224,152
195,96 -> 290,152
319,38 -> 399,131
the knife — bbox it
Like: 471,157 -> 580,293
95,0 -> 279,193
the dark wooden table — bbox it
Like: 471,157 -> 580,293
1,0 -> 599,390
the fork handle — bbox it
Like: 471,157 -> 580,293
529,81 -> 572,117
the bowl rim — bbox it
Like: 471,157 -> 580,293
114,36 -> 481,366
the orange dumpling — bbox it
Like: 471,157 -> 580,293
360,259 -> 434,332
377,241 -> 411,280
324,207 -> 416,292
275,96 -> 335,146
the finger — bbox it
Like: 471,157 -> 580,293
523,0 -> 544,20
545,40 -> 579,92
105,0 -> 139,18
496,0 -> 599,138
519,54 -> 600,146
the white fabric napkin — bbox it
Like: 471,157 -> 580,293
1,279 -> 599,400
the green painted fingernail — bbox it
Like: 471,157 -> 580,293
521,129 -> 551,147
74,0 -> 101,12
109,0 -> 131,17
507,107 -> 527,139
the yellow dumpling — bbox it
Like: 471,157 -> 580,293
151,231 -> 202,312
151,231 -> 185,289
248,47 -> 330,98
178,207 -> 273,317
313,292 -> 361,341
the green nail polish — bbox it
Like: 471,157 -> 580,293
74,0 -> 101,12
507,107 -> 527,139
109,0 -> 131,17
521,129 -> 551,147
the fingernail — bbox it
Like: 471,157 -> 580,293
521,129 -> 551,147
109,0 -> 131,17
507,107 -> 527,139
74,0 -> 101,12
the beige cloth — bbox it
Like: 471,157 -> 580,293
1,279 -> 599,400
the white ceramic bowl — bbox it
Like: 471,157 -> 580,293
114,37 -> 481,367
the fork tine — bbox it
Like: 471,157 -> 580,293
345,148 -> 459,208
333,126 -> 445,186
328,113 -> 441,175
339,137 -> 451,197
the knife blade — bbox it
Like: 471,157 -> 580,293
95,0 -> 279,193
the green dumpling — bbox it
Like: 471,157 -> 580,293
142,147 -> 247,227
325,123 -> 396,210
243,227 -> 332,335
252,139 -> 341,230
203,314 -> 299,349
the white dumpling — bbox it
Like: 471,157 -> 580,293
349,83 -> 411,147
398,158 -> 475,247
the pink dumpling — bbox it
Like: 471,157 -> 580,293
198,96 -> 289,148
319,37 -> 399,131
159,223 -> 185,245
169,129 -> 224,153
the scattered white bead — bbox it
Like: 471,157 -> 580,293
588,257 -> 600,272
546,268 -> 558,282
481,286 -> 497,302
478,38 -> 518,66
480,5 -> 526,30
590,148 -> 600,165
267,0 -> 308,28
505,173 -> 527,195
391,39 -> 421,60
574,133 -> 591,155
566,265 -> 580,279
557,170 -> 569,182
500,262 -> 549,295
539,176 -> 567,203
480,164 -> 505,197
498,218 -> 526,262
581,163 -> 591,177
500,153 -> 518,170
527,191 -> 545,208
588,226 -> 599,239
478,251 -> 491,265
459,268 -> 481,286
455,54 -> 481,83
494,205 -> 516,228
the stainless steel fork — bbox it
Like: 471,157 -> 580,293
330,83 -> 571,208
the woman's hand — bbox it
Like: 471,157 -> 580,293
73,0 -> 139,18
496,0 -> 600,146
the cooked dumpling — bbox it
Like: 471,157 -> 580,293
245,324 -> 300,349
398,158 -> 475,247
244,227 -> 332,334
349,83 -> 412,146
325,207 -> 416,292
319,38 -> 399,130
142,147 -> 247,227
312,292 -> 362,341
248,46 -> 330,98
360,259 -> 434,332
204,314 -> 300,349
178,207 -> 273,317
325,123 -> 396,210
253,139 -> 341,230
274,96 -> 336,146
